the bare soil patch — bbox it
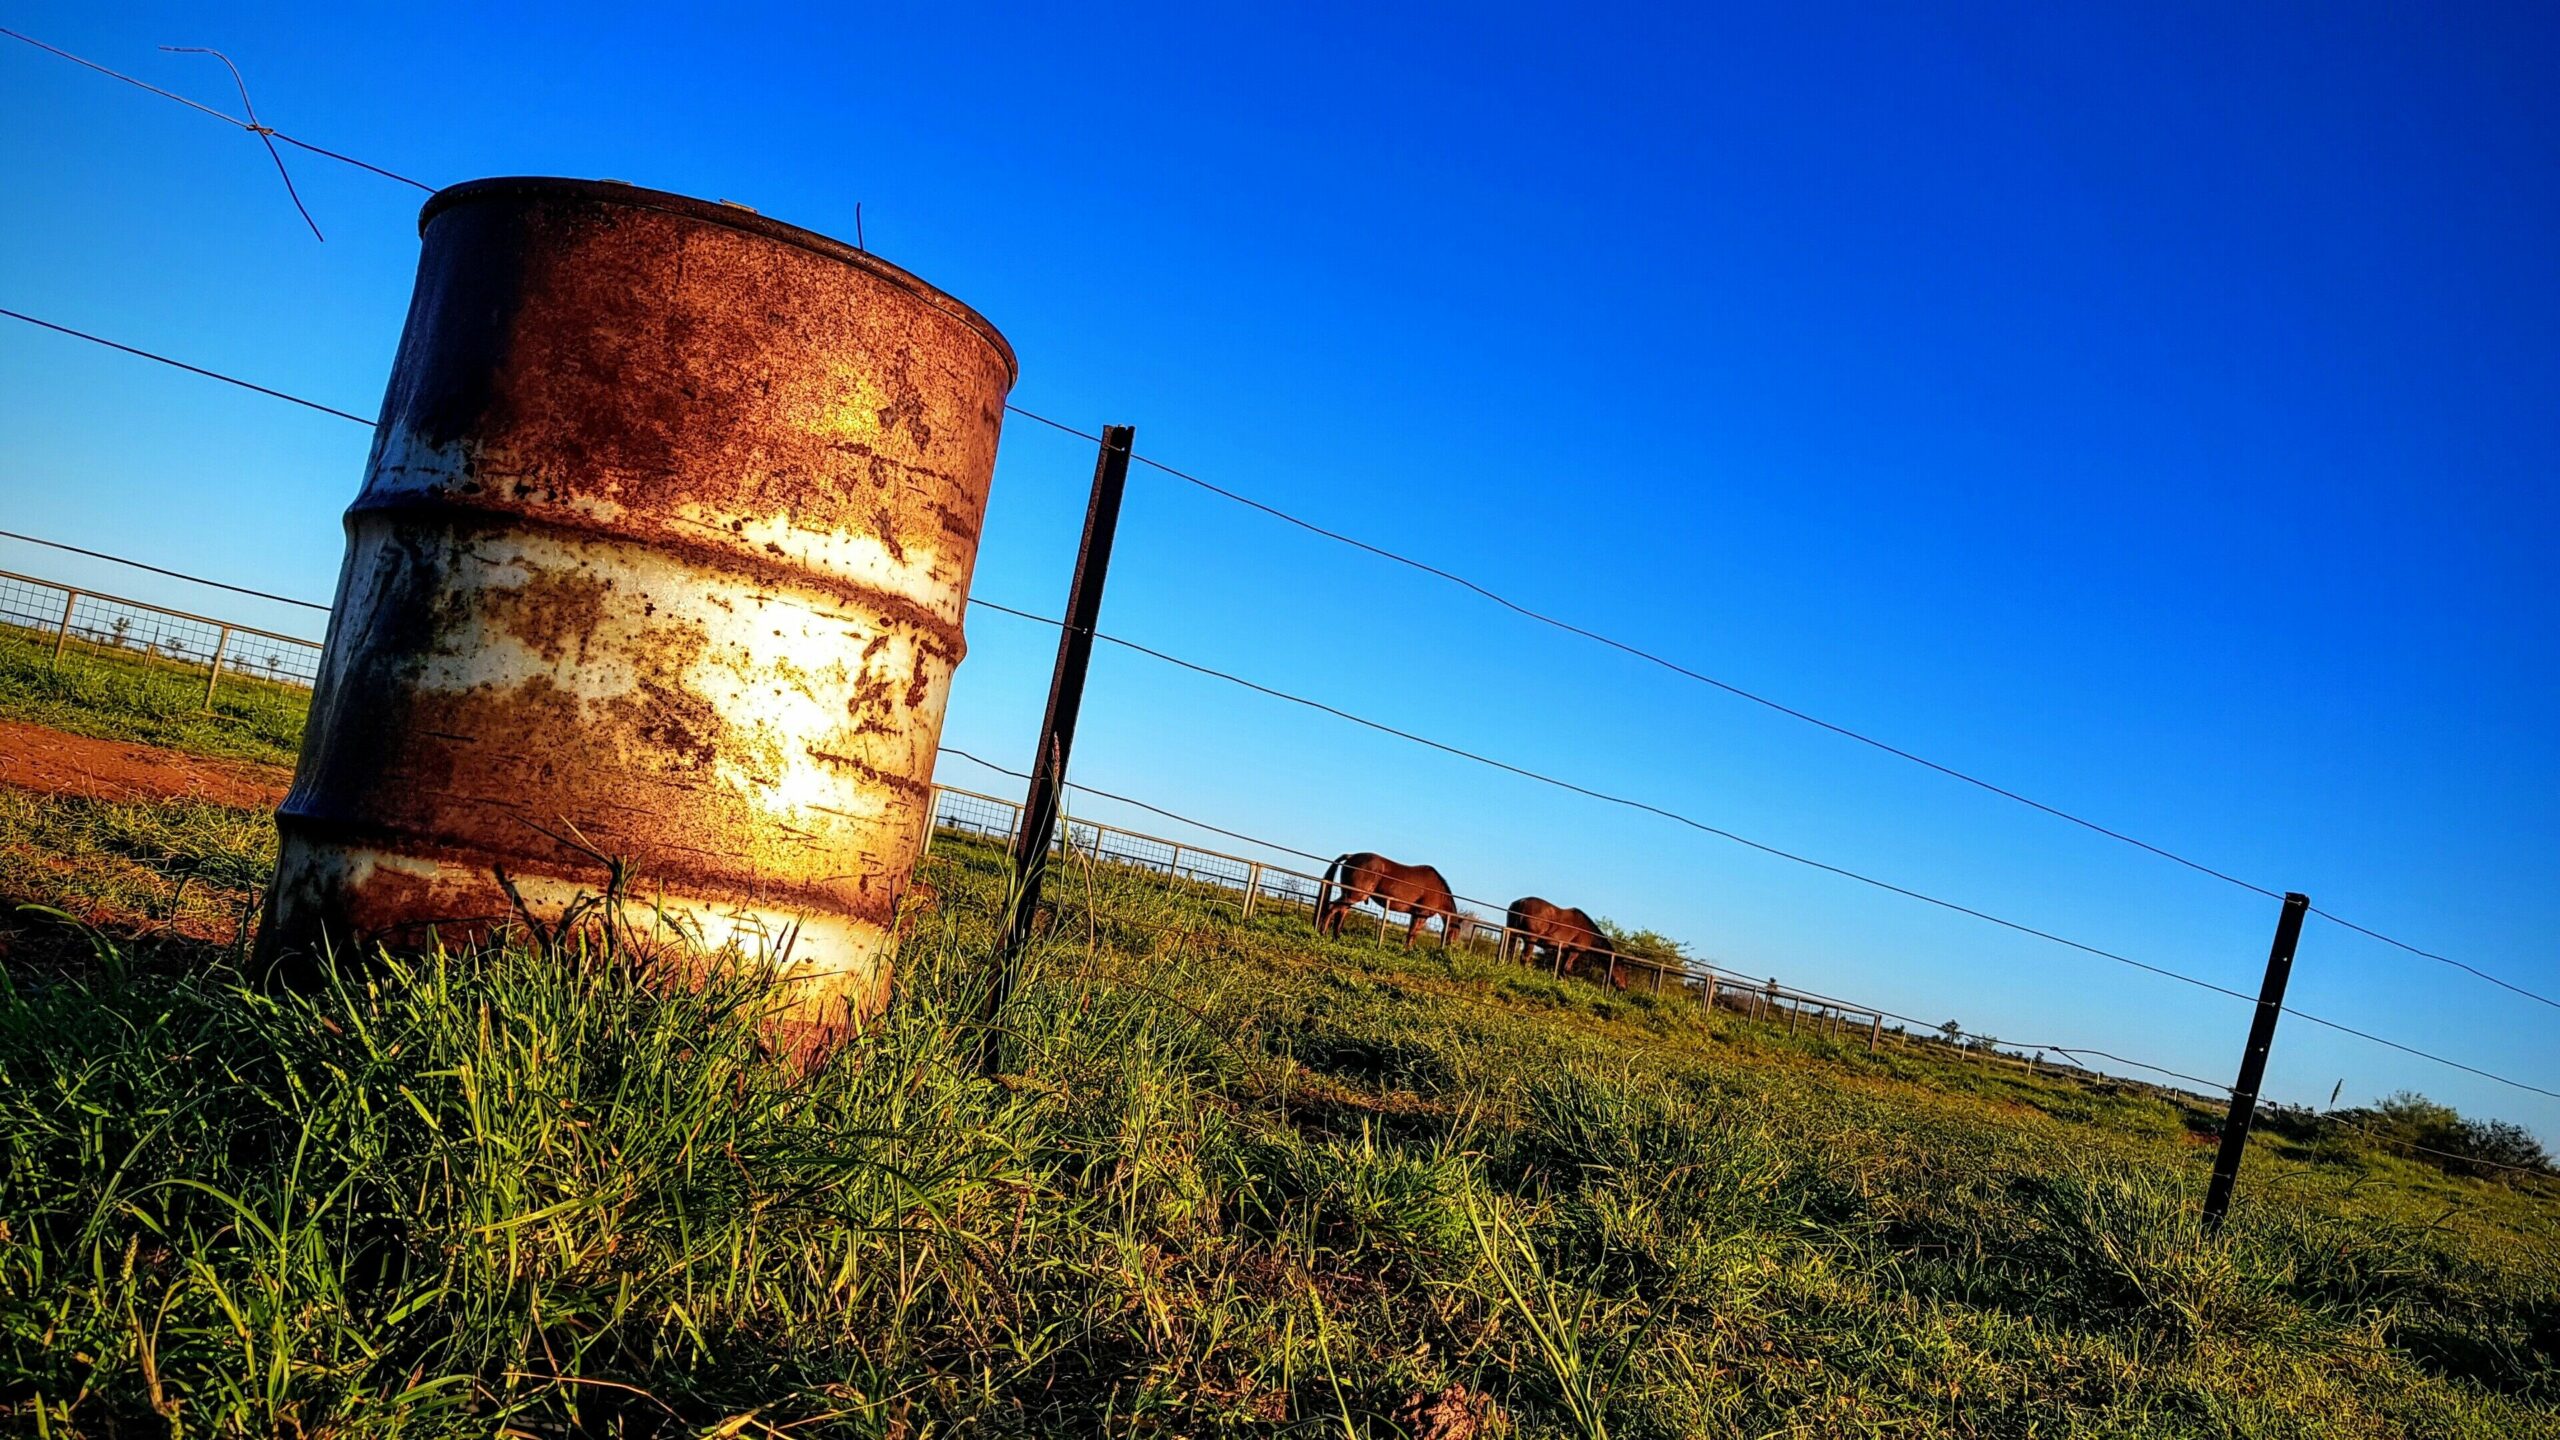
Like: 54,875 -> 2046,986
0,718 -> 290,811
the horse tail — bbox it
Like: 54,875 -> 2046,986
1315,853 -> 1349,932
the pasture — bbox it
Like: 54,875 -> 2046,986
0,686 -> 2553,1435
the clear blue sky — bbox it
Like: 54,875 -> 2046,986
4,3 -> 2555,1139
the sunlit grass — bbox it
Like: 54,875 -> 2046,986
0,625 -> 307,768
0,827 -> 2550,1436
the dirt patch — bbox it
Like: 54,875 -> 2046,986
0,719 -> 290,812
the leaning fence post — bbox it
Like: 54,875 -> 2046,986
1242,862 -> 1263,919
988,423 -> 1134,1060
2202,891 -> 2310,1232
50,588 -> 79,665
1867,1012 -> 1882,1053
1701,973 -> 1718,1014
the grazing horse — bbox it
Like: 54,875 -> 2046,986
1503,897 -> 1622,986
1315,852 -> 1461,949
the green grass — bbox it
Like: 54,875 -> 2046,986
0,788 -> 275,943
1,823 -> 2554,1437
0,624 -> 307,768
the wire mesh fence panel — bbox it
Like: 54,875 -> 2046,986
231,632 -> 324,690
931,786 -> 1022,844
1173,847 -> 1253,894
66,592 -> 221,667
1081,825 -> 1178,876
1259,866 -> 1324,913
0,569 -> 324,712
0,572 -> 70,634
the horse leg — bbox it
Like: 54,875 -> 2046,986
1403,907 -> 1422,950
1330,880 -> 1377,938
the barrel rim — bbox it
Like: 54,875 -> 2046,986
419,176 -> 1019,386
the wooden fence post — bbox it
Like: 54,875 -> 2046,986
202,625 -> 232,712
50,589 -> 78,665
1242,862 -> 1263,919
1701,973 -> 1718,1014
1867,1013 -> 1882,1053
915,786 -> 941,866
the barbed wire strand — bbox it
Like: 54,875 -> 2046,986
0,528 -> 333,612
927,736 -> 2560,1103
0,27 -> 434,192
0,309 -> 376,426
0,32 -> 2542,1014
6,316 -> 2557,1097
947,741 -> 2170,1051
158,46 -> 324,239
998,408 -> 2560,1017
962,597 -> 2269,999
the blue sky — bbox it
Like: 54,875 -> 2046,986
4,2 -> 2555,1138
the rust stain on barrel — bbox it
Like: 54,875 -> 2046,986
260,177 -> 1014,1046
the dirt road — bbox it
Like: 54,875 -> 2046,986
0,719 -> 291,811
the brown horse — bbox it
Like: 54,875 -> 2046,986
1503,897 -> 1621,986
1315,852 -> 1461,949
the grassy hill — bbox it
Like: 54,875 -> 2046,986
0,784 -> 2553,1435
0,650 -> 2554,1434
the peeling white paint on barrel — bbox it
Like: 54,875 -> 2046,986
257,177 -> 1015,1050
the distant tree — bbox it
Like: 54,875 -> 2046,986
2348,1090 -> 2554,1182
1939,1020 -> 1963,1044
1596,919 -> 1686,967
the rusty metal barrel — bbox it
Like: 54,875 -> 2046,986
259,177 -> 1015,1046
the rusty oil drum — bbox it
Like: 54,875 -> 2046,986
260,178 -> 1015,1043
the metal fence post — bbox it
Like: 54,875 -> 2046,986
202,624 -> 232,712
2202,891 -> 2310,1233
990,423 -> 1134,1054
50,588 -> 78,665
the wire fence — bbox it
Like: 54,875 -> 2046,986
0,565 -> 324,704
0,24 -> 2552,1159
916,782 -> 2246,1108
925,779 -> 2008,1066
